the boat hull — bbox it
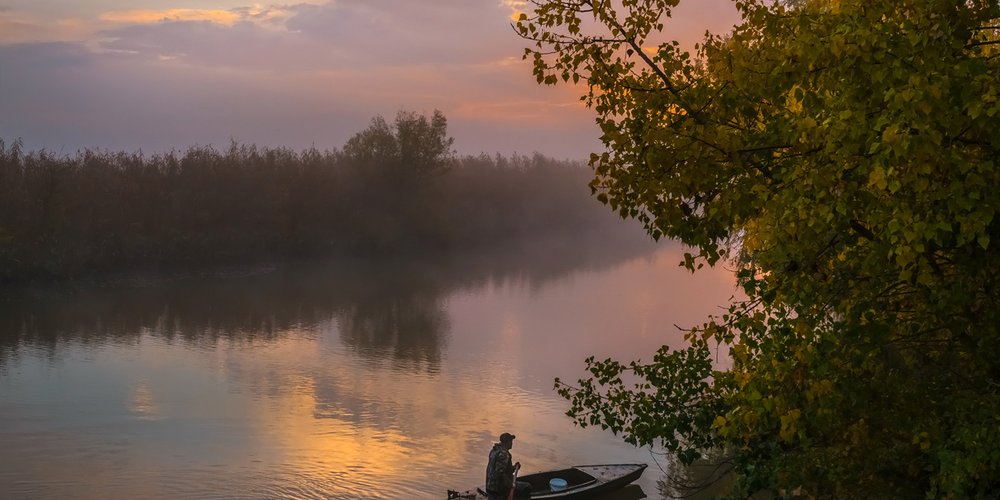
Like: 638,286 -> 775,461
447,463 -> 647,499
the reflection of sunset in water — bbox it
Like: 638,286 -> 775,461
225,328 -> 531,497
129,381 -> 162,420
0,243 -> 739,498
227,243 -> 738,496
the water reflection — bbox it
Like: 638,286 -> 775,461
0,230 -> 741,499
335,273 -> 449,372
0,231 -> 656,370
129,381 -> 162,421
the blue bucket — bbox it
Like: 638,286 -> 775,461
549,478 -> 567,491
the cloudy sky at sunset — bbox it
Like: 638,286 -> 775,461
0,0 -> 740,159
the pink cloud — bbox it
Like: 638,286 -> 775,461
0,0 -> 742,159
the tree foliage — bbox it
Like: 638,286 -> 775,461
519,0 -> 1000,496
340,110 -> 455,251
343,109 -> 454,188
0,112 -> 623,284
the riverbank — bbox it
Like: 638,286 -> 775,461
1,136 -> 630,287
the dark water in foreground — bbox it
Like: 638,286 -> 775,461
0,238 -> 737,499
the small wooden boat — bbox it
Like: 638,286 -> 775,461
448,463 -> 647,499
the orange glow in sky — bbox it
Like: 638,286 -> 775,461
0,1 -> 742,158
99,9 -> 242,25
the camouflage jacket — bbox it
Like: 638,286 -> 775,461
485,443 -> 513,493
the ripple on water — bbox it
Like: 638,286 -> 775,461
254,461 -> 420,500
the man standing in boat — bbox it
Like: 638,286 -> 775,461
485,432 -> 531,499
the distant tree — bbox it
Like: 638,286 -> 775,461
340,110 -> 456,253
343,116 -> 398,174
343,109 -> 454,189
518,0 -> 1000,497
396,110 -> 454,180
0,112 -> 633,282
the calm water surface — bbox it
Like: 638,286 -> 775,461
0,239 -> 737,499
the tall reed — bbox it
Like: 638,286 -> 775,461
0,136 -> 623,285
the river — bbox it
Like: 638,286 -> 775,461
0,236 -> 737,499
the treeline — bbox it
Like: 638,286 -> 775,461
0,111 -> 628,284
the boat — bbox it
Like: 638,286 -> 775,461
447,463 -> 648,499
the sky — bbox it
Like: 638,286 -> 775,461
0,1 -> 741,159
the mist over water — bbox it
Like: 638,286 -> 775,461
0,234 -> 739,499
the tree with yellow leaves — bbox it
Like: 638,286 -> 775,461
518,0 -> 1000,496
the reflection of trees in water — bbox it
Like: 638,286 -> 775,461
336,293 -> 447,373
0,278 -> 320,370
0,226 -> 658,372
